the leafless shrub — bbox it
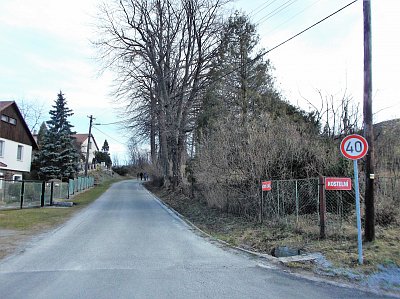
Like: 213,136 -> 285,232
193,112 -> 345,218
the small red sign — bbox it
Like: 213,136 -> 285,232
325,177 -> 352,191
261,181 -> 272,191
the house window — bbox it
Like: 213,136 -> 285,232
0,140 -> 4,157
0,114 -> 17,125
13,174 -> 22,181
9,117 -> 16,125
17,145 -> 23,161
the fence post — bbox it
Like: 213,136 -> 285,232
41,181 -> 46,207
259,178 -> 263,224
319,175 -> 326,239
20,181 -> 25,209
50,181 -> 54,206
277,181 -> 280,217
295,180 -> 299,224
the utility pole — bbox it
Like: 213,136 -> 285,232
363,0 -> 375,241
85,115 -> 94,177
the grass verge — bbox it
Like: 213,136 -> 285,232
0,179 -> 120,231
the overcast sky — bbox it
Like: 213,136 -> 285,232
0,0 -> 399,161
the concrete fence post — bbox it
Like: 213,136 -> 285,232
20,181 -> 25,209
319,175 -> 326,239
41,181 -> 46,207
50,181 -> 54,206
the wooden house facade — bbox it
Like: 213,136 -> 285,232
0,101 -> 38,180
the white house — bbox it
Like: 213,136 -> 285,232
72,133 -> 99,171
0,101 -> 38,181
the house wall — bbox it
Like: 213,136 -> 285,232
80,138 -> 97,164
0,138 -> 32,173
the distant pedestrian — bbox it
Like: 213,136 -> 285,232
143,172 -> 147,181
140,172 -> 143,181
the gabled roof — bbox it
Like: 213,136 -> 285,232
0,101 -> 38,150
0,101 -> 14,110
72,133 -> 99,151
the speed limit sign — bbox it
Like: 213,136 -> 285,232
340,134 -> 368,265
340,134 -> 368,160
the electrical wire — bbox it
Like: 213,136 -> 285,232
263,0 -> 323,36
92,125 -> 127,146
255,0 -> 299,25
248,0 -> 280,18
257,0 -> 358,57
94,120 -> 126,126
214,0 -> 358,83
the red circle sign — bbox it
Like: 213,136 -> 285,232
340,134 -> 368,160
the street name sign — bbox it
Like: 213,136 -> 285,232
325,177 -> 352,191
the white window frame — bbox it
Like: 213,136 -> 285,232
17,145 -> 23,161
13,174 -> 22,181
0,140 -> 4,157
9,117 -> 17,125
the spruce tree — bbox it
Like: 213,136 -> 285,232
36,122 -> 47,149
101,139 -> 109,152
94,139 -> 112,167
37,91 -> 79,180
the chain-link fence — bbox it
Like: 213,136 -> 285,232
261,177 -> 360,239
0,176 -> 95,210
262,178 -> 319,234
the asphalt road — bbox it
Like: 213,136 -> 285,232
0,180 -> 392,298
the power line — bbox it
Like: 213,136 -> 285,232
94,120 -> 126,126
214,0 -> 358,84
92,125 -> 127,146
248,0 -> 280,18
256,0 -> 358,58
255,0 -> 299,25
263,0 -> 323,36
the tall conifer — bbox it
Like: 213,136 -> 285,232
37,91 -> 79,180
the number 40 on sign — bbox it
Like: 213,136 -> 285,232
340,134 -> 368,160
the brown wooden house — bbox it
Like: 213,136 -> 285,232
0,101 -> 38,180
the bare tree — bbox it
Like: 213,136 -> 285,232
17,99 -> 45,132
95,0 -> 227,188
302,88 -> 361,139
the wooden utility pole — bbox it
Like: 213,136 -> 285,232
363,0 -> 375,241
84,115 -> 94,177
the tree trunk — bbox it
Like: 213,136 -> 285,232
150,90 -> 157,164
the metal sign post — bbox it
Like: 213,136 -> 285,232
260,181 -> 272,224
353,159 -> 363,265
340,134 -> 369,265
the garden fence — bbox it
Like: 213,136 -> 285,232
0,176 -> 94,210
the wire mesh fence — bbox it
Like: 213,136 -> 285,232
0,176 -> 95,210
261,177 -> 360,239
262,178 -> 320,233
